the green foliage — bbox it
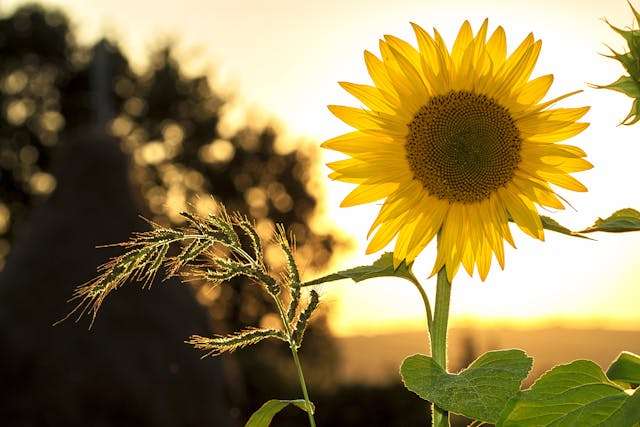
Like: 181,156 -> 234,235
539,216 -> 592,239
580,208 -> 640,233
598,2 -> 640,124
497,360 -> 640,427
534,209 -> 640,240
245,399 -> 315,427
302,252 -> 416,287
607,351 -> 640,386
400,350 -> 533,423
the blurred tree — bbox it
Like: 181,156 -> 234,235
0,4 -> 340,426
0,5 -> 229,427
0,4 -> 72,267
115,48 -> 341,415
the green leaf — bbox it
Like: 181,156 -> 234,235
302,252 -> 416,287
497,360 -> 640,427
608,351 -> 640,385
600,389 -> 640,427
540,216 -> 591,239
245,399 -> 314,427
400,349 -> 533,423
533,209 -> 640,241
580,208 -> 640,233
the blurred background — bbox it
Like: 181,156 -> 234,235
0,1 -> 639,426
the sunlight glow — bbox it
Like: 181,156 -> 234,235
9,0 -> 640,336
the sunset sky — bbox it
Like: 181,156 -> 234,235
6,0 -> 640,336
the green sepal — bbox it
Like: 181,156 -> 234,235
595,75 -> 640,99
598,1 -> 640,125
245,399 -> 315,427
400,349 -> 533,423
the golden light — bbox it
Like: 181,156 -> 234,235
10,0 -> 640,337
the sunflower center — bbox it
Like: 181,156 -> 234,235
406,90 -> 522,204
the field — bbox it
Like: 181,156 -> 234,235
337,327 -> 640,385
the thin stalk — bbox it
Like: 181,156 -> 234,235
408,274 -> 433,343
273,297 -> 316,427
431,266 -> 452,427
291,345 -> 316,427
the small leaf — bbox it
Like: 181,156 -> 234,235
540,215 -> 591,239
607,351 -> 640,385
533,209 -> 640,240
580,208 -> 640,233
400,349 -> 533,423
302,252 -> 416,287
497,360 -> 640,427
245,399 -> 314,427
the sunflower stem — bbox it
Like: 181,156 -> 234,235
431,266 -> 452,427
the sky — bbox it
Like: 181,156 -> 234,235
5,0 -> 640,336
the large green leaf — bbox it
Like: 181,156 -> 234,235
599,390 -> 640,427
607,351 -> 640,385
400,349 -> 533,423
245,399 -> 314,427
302,252 -> 416,287
497,360 -> 640,427
580,208 -> 640,233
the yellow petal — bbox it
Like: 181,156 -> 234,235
393,214 -> 422,267
369,181 -> 425,234
526,122 -> 589,143
517,74 -> 553,105
388,44 -> 429,100
364,50 -> 399,102
321,131 -> 398,154
452,21 -> 474,65
538,171 -> 588,192
339,82 -> 397,114
341,182 -> 399,207
498,186 -> 543,240
405,199 -> 449,261
486,26 -> 507,68
327,105 -> 407,137
367,211 -> 411,253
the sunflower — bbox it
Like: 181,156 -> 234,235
324,20 -> 591,281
